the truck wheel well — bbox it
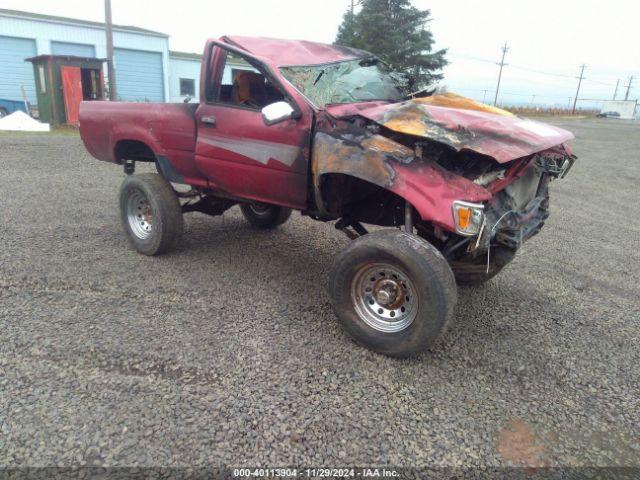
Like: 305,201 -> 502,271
114,140 -> 156,164
318,173 -> 410,227
321,174 -> 453,255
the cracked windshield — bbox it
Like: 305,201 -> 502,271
280,58 -> 408,107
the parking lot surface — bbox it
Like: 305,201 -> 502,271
1,118 -> 639,469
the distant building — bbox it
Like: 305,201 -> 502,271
169,50 -> 201,103
0,8 -> 170,103
1,8 -> 259,109
600,100 -> 637,120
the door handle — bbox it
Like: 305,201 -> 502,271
201,115 -> 216,126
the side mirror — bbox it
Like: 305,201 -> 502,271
261,101 -> 295,125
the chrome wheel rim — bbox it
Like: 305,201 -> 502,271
126,190 -> 153,240
350,263 -> 418,333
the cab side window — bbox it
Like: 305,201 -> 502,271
214,50 -> 285,110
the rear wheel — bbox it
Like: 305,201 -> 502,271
329,230 -> 457,358
240,202 -> 291,229
119,173 -> 183,256
0,108 -> 8,118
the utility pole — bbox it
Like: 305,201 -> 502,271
624,76 -> 634,100
531,94 -> 536,106
493,42 -> 509,106
105,0 -> 117,100
572,64 -> 586,114
613,79 -> 620,100
481,89 -> 487,103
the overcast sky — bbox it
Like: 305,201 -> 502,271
1,0 -> 638,107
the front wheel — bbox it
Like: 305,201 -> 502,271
329,230 -> 457,358
119,173 -> 183,256
240,203 -> 291,229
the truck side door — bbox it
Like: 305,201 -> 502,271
194,44 -> 312,209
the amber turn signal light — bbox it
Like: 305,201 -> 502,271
457,207 -> 472,230
452,201 -> 485,236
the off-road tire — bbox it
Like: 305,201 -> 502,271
240,203 -> 291,229
119,173 -> 183,256
329,230 -> 457,358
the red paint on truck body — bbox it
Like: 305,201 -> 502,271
79,36 -> 574,235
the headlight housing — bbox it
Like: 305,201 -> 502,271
452,201 -> 485,236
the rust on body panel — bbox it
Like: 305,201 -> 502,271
354,97 -> 574,163
361,135 -> 414,159
311,119 -> 492,230
311,131 -> 402,189
414,93 -> 514,117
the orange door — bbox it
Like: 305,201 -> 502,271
61,66 -> 82,125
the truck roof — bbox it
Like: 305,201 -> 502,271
221,35 -> 368,67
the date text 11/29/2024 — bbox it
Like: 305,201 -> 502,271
233,467 -> 400,477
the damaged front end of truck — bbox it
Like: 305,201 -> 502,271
305,92 -> 576,282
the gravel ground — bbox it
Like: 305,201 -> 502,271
0,118 -> 639,471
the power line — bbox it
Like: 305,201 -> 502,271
587,78 -> 616,87
508,64 -> 576,80
448,52 -> 624,88
572,64 -> 586,114
493,42 -> 509,106
448,52 -> 495,64
449,86 -> 578,100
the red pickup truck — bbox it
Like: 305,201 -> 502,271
79,36 -> 575,357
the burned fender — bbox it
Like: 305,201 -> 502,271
352,95 -> 575,163
311,126 -> 492,232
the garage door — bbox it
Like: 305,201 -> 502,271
114,48 -> 164,102
0,35 -> 37,102
51,41 -> 96,58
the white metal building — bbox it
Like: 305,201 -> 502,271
168,50 -> 259,104
599,100 -> 638,120
168,50 -> 202,103
0,8 -> 170,103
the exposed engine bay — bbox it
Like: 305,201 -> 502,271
311,107 -> 575,279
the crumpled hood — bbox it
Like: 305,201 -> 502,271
335,96 -> 575,163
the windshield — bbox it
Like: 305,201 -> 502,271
280,59 -> 407,107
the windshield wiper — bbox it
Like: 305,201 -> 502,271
313,69 -> 326,85
404,87 -> 436,100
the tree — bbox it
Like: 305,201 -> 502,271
336,9 -> 358,47
335,0 -> 447,88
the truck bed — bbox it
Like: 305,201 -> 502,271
79,101 -> 201,182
